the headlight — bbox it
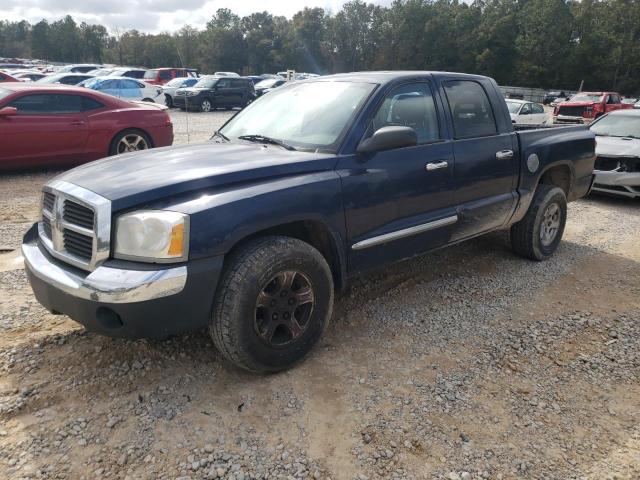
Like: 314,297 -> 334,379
114,210 -> 189,262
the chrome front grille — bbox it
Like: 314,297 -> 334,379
39,180 -> 112,271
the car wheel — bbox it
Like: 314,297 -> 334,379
200,98 -> 212,112
109,129 -> 152,156
510,184 -> 567,261
165,95 -> 173,108
209,236 -> 334,373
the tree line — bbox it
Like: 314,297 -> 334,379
1,0 -> 639,93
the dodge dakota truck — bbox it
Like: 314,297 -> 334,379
22,72 -> 596,373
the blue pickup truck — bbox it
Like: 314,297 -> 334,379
22,72 -> 596,372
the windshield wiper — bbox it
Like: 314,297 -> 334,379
211,130 -> 229,142
238,134 -> 297,151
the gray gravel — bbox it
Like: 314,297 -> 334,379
0,117 -> 639,479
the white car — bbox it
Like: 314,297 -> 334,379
214,71 -> 239,77
162,77 -> 199,107
506,99 -> 549,126
80,77 -> 164,103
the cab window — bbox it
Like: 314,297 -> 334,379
443,80 -> 497,139
9,94 -> 82,114
369,83 -> 440,144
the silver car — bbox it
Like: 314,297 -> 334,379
590,110 -> 640,198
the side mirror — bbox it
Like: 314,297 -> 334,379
0,106 -> 17,117
357,126 -> 418,154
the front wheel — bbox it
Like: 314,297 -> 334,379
200,98 -> 212,112
511,184 -> 567,261
165,94 -> 173,108
210,236 -> 334,373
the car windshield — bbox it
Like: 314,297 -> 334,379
143,70 -> 158,79
591,114 -> 640,138
506,101 -> 522,114
220,80 -> 376,152
570,94 -> 603,103
194,77 -> 218,88
255,78 -> 279,88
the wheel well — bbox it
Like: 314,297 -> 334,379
228,220 -> 344,290
539,165 -> 571,196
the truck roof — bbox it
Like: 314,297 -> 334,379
313,71 -> 491,84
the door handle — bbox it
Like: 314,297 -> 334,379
496,150 -> 514,160
70,120 -> 86,126
425,161 -> 449,171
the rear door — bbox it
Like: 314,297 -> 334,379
340,80 -> 458,274
213,78 -> 232,107
441,78 -> 518,240
96,79 -> 121,98
119,79 -> 143,101
1,93 -> 89,167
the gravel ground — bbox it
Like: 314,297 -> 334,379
0,111 -> 639,479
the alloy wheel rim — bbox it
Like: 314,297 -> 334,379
117,134 -> 148,154
540,202 -> 561,246
202,100 -> 211,111
254,270 -> 315,347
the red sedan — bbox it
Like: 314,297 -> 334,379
0,83 -> 173,170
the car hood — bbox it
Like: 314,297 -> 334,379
595,135 -> 640,157
56,142 -> 336,211
559,101 -> 596,107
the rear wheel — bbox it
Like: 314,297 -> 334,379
109,129 -> 152,156
511,184 -> 567,261
209,236 -> 334,373
200,98 -> 212,112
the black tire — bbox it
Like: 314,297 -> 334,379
210,236 -> 334,373
141,98 -> 154,103
108,129 -> 152,156
511,184 -> 567,261
165,94 -> 173,108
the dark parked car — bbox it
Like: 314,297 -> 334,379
172,76 -> 255,111
37,73 -> 95,86
543,90 -> 566,105
22,72 -> 595,373
254,77 -> 286,97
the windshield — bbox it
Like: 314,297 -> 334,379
591,114 -> 640,138
194,77 -> 218,88
36,74 -> 63,83
220,81 -> 376,152
506,101 -> 522,114
255,78 -> 279,89
143,70 -> 158,79
570,94 -> 603,103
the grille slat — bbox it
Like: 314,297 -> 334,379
42,217 -> 52,239
63,200 -> 94,229
63,230 -> 93,261
43,192 -> 55,212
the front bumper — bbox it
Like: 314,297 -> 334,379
22,224 -> 223,339
592,170 -> 640,198
554,115 -> 593,124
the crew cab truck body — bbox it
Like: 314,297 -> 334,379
554,91 -> 633,124
22,72 -> 596,372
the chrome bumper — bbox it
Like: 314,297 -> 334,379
22,242 -> 187,304
592,170 -> 640,197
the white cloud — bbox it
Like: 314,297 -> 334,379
3,0 -> 391,33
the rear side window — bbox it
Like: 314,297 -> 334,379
532,103 -> 544,114
10,94 -> 82,114
444,80 -> 497,139
82,97 -> 104,111
217,79 -> 231,89
370,83 -> 440,144
159,70 -> 172,80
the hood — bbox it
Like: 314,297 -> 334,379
559,101 -> 596,107
595,135 -> 640,157
56,142 -> 335,211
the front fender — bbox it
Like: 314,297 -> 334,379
162,171 -> 346,260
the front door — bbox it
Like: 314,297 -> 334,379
1,93 -> 89,168
213,78 -> 233,107
338,81 -> 458,274
441,79 -> 518,240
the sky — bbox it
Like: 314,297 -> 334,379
3,0 -> 393,34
